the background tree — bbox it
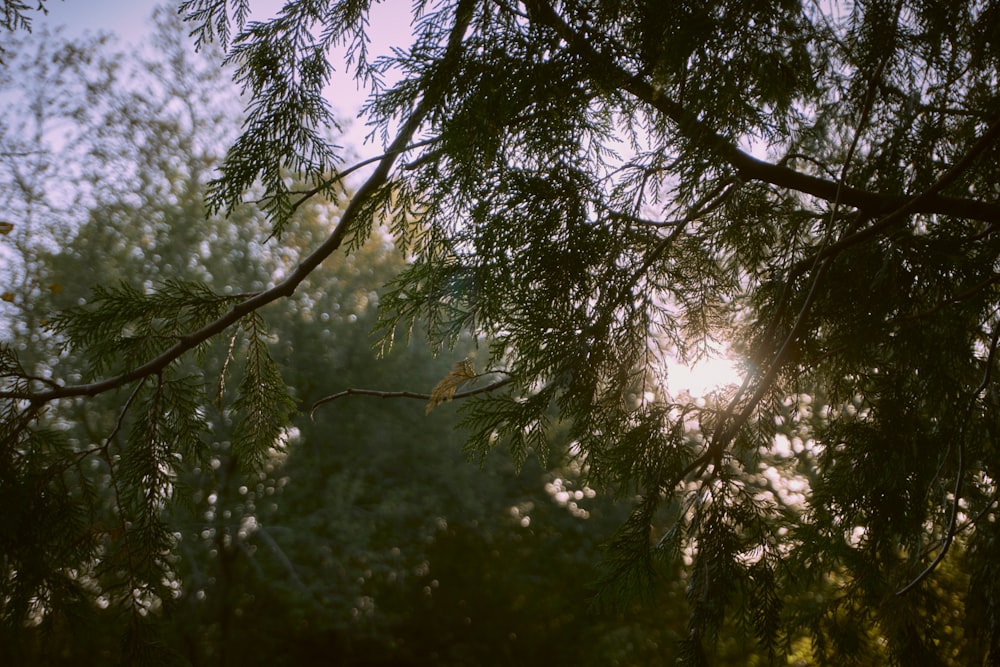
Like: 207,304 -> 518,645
3,1 -> 1000,665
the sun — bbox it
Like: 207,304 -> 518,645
665,351 -> 743,398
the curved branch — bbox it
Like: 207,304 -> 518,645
786,112 -> 1000,277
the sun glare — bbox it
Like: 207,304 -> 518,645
666,353 -> 743,398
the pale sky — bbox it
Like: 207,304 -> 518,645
33,0 -> 157,36
34,0 -> 289,39
33,0 -> 413,155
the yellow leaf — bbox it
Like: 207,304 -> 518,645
426,358 -> 476,414
49,283 -> 62,294
1,292 -> 15,303
0,221 -> 12,235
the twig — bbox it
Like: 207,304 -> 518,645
309,376 -> 512,418
888,272 -> 1000,326
952,490 -> 1000,538
60,378 -> 148,472
252,523 -> 307,591
777,152 -> 838,179
15,373 -> 63,390
266,136 -> 441,213
104,378 -> 147,449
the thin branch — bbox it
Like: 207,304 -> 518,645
252,523 -> 307,591
777,152 -> 839,180
1,400 -> 44,452
952,489 -> 1000,538
267,136 -> 441,213
627,178 -> 736,286
14,372 -> 62,390
889,272 -> 1000,326
103,378 -> 147,450
309,376 -> 513,418
62,378 -> 148,472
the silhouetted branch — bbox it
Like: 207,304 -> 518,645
309,376 -> 513,418
529,1 -> 1000,224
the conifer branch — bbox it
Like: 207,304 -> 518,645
527,1 -> 1000,224
534,0 -> 998,497
786,111 -> 1000,275
0,0 -> 479,414
896,322 -> 1000,596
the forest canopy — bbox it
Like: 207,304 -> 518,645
3,1 -> 1000,665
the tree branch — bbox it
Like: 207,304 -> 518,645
268,136 -> 442,214
785,112 -> 1000,277
528,1 -> 1000,224
0,1 -> 478,407
309,376 -> 513,418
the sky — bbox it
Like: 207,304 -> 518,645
32,0 -> 412,154
33,0 -> 157,35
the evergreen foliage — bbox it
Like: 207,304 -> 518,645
3,0 -> 1000,664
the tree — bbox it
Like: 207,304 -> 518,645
3,0 -> 1000,664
